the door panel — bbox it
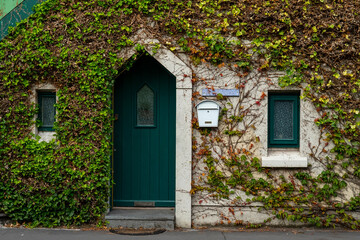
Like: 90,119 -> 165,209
113,55 -> 176,207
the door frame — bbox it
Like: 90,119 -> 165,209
113,55 -> 176,207
112,30 -> 192,228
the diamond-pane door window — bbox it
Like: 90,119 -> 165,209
137,84 -> 155,126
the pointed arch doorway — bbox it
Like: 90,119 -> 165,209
113,54 -> 176,207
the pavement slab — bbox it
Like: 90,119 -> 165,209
223,230 -> 360,240
0,228 -> 224,240
1,228 -> 360,240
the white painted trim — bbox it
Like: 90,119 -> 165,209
174,89 -> 192,228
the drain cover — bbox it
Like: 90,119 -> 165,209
109,228 -> 166,236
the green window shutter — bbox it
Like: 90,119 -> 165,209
38,92 -> 56,131
268,93 -> 299,148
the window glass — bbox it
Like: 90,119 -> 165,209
273,100 -> 293,140
41,95 -> 56,126
137,84 -> 154,126
38,92 -> 56,131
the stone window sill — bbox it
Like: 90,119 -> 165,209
261,149 -> 307,168
37,131 -> 56,142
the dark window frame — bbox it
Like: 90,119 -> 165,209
37,91 -> 56,132
268,92 -> 300,148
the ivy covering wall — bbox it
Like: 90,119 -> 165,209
0,0 -> 359,228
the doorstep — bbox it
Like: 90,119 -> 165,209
105,207 -> 175,230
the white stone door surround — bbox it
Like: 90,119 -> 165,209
119,30 -> 193,228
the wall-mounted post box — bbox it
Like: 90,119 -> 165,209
196,100 -> 221,127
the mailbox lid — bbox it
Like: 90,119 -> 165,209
196,100 -> 220,110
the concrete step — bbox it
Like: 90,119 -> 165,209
105,207 -> 175,230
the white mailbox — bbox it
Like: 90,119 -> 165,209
196,100 -> 221,127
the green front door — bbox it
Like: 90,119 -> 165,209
113,55 -> 176,207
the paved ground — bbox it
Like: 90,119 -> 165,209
1,227 -> 360,240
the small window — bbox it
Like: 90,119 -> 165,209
136,84 -> 155,126
38,92 -> 56,131
268,92 -> 299,148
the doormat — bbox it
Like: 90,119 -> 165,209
109,228 -> 166,236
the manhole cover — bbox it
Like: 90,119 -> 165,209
109,228 -> 166,236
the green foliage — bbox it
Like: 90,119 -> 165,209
185,0 -> 360,229
1,0 -> 360,229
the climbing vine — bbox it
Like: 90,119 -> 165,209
0,0 -> 359,228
